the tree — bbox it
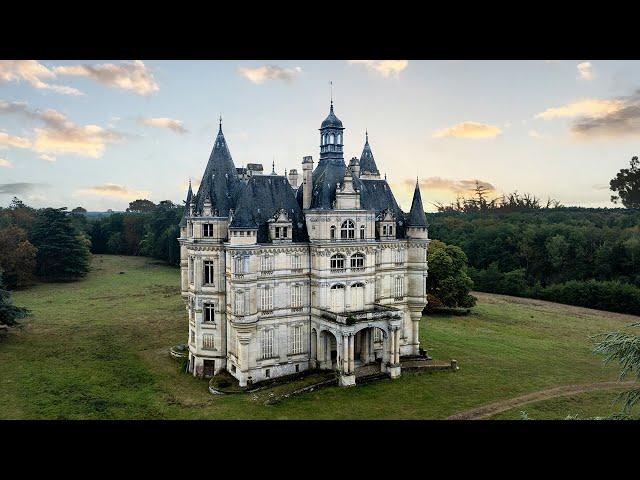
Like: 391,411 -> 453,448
0,272 -> 29,327
0,225 -> 37,288
426,239 -> 476,311
126,199 -> 157,214
610,156 -> 640,209
71,206 -> 87,215
29,208 -> 91,281
593,323 -> 640,417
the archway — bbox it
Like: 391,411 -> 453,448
317,330 -> 339,370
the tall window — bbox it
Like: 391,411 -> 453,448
329,133 -> 335,144
203,260 -> 214,285
291,285 -> 302,308
291,254 -> 302,270
261,287 -> 273,311
394,249 -> 405,264
203,302 -> 215,323
203,223 -> 214,237
188,257 -> 194,284
374,328 -> 382,343
383,225 -> 387,235
341,220 -> 355,239
289,324 -> 304,355
330,284 -> 345,312
394,277 -> 404,298
330,225 -> 336,239
261,329 -> 275,359
234,256 -> 245,274
188,222 -> 193,237
330,254 -> 345,270
360,225 -> 365,239
389,225 -> 394,236
235,290 -> 245,315
350,253 -> 365,269
375,276 -> 380,299
261,254 -> 274,272
202,334 -> 215,350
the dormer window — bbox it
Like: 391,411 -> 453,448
203,223 -> 214,237
275,226 -> 288,239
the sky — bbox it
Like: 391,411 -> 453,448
1,59 -> 640,212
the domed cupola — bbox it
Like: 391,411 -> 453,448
319,101 -> 345,163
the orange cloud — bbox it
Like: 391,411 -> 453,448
76,183 -> 150,200
433,121 -> 502,139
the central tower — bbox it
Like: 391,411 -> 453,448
319,100 -> 345,164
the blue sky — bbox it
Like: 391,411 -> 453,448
1,60 -> 640,212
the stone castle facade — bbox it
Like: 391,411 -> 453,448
178,101 -> 429,387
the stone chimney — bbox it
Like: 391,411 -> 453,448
349,157 -> 360,178
302,156 -> 313,210
288,169 -> 299,188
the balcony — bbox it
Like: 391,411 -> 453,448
318,304 -> 402,325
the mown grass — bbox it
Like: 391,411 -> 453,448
2,255 -> 637,419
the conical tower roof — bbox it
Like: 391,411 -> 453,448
360,131 -> 380,175
195,120 -> 243,216
178,179 -> 193,227
407,179 -> 428,227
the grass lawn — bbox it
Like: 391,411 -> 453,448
2,255 -> 637,419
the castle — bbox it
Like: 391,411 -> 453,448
178,101 -> 429,387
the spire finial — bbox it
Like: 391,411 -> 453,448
365,129 -> 369,143
218,115 -> 222,132
330,80 -> 333,107
272,158 -> 276,175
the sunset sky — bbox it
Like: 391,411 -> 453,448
1,60 -> 640,212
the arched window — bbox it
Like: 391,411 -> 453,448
350,253 -> 365,269
329,133 -> 335,144
360,225 -> 365,239
330,254 -> 345,270
350,282 -> 365,311
337,133 -> 342,144
330,225 -> 336,240
341,220 -> 355,239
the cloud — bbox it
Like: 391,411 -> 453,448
348,60 -> 409,78
0,60 -> 82,95
139,117 -> 187,134
0,158 -> 12,168
538,90 -> 640,138
0,130 -> 31,148
54,61 -> 159,95
38,154 -> 56,163
535,98 -> 624,120
0,100 -> 122,158
237,65 -> 302,84
76,183 -> 150,200
407,177 -> 497,195
433,121 -> 502,139
0,182 -> 47,195
577,61 -> 594,80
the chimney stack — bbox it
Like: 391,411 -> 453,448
288,168 -> 299,188
302,156 -> 313,210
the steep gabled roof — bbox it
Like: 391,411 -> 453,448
406,180 -> 428,227
178,180 -> 193,227
359,131 -> 379,175
230,174 -> 308,243
194,123 -> 243,216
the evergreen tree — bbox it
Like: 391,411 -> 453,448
0,272 -> 29,327
593,323 -> 640,417
29,208 -> 91,281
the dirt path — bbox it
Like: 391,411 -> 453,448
447,381 -> 636,420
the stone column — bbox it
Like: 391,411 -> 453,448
342,334 -> 349,373
348,334 -> 355,373
394,328 -> 400,364
389,328 -> 396,366
361,331 -> 369,365
310,330 -> 317,369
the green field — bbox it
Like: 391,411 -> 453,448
1,254 -> 637,420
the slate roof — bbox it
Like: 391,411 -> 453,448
320,102 -> 344,129
359,132 -> 380,175
179,180 -> 193,227
194,124 -> 243,216
178,180 -> 193,227
406,180 -> 428,227
230,174 -> 308,243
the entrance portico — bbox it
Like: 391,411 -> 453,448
311,305 -> 403,386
